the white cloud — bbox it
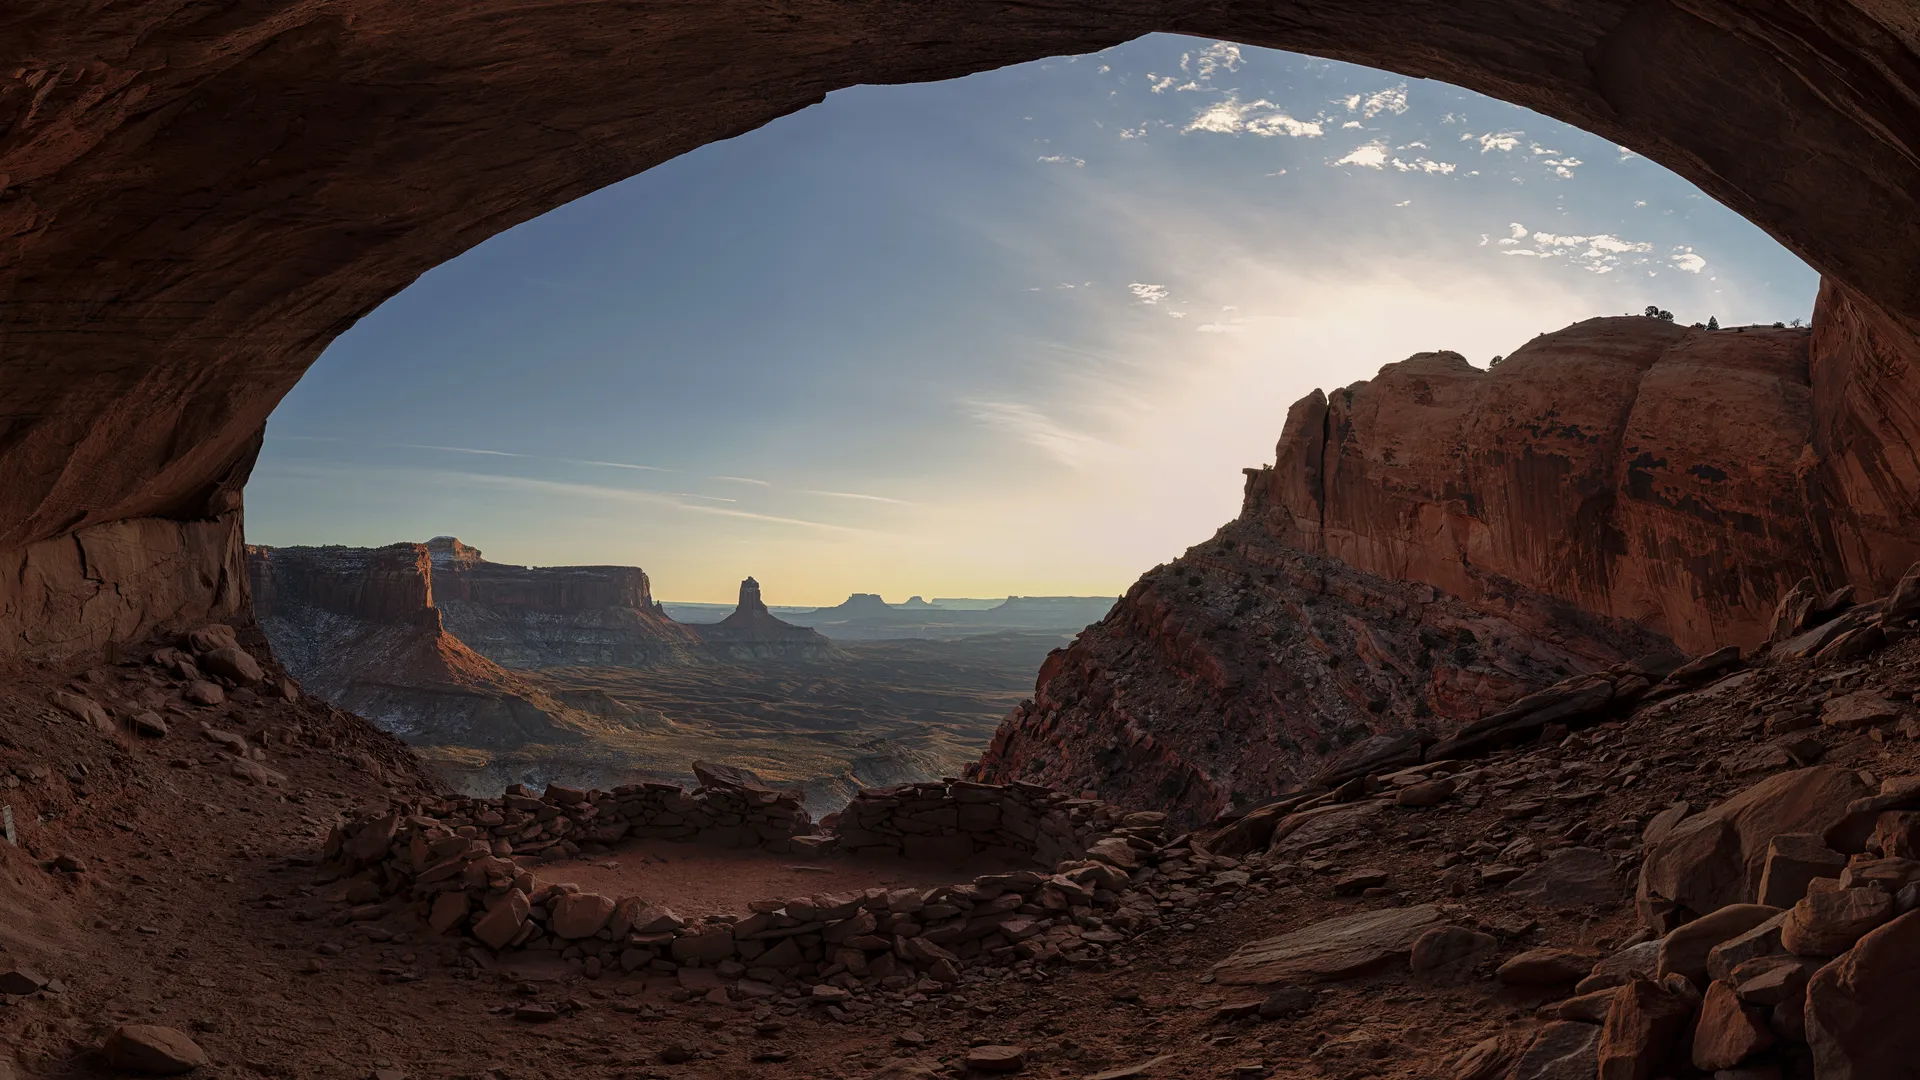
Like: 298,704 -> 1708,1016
1334,141 -> 1389,169
1390,157 -> 1456,174
1147,75 -> 1175,93
1037,154 -> 1086,167
1184,97 -> 1324,138
1119,126 -> 1147,140
1464,131 -> 1523,153
712,475 -> 771,486
1187,42 -> 1242,79
1128,283 -> 1170,304
1353,84 -> 1409,119
1501,225 -> 1656,273
1671,251 -> 1707,273
1394,200 -> 1412,207
1509,223 -> 1529,239
1617,145 -> 1638,160
1341,120 -> 1363,129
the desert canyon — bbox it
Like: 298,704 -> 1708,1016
5,4 -> 1920,1080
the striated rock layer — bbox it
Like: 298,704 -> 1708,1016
248,542 -> 598,749
422,537 -> 703,668
972,315 -> 1919,821
1,2 -> 1919,664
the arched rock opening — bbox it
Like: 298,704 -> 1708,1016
2,1 -> 1917,654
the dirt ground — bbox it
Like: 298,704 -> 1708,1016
546,843 -> 1031,919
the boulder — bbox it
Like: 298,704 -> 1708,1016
472,888 -> 530,950
1395,778 -> 1456,808
51,691 -> 114,734
1408,926 -> 1496,974
1782,887 -> 1893,956
1755,833 -> 1847,907
1666,645 -> 1741,685
550,892 -> 615,939
1804,910 -> 1920,1079
1691,979 -> 1774,1071
1309,732 -> 1424,789
1821,692 -> 1902,731
182,680 -> 225,706
1496,948 -> 1594,987
197,645 -> 262,684
1508,1020 -> 1601,1080
1655,904 -> 1781,986
1705,912 -> 1790,983
1211,904 -> 1447,985
1597,976 -> 1698,1080
1199,795 -> 1315,857
185,625 -> 239,654
1267,801 -> 1385,855
1639,767 -> 1870,925
104,1026 -> 209,1074
1583,940 -> 1662,991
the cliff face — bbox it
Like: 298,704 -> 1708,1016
971,313 -> 1920,822
247,543 -> 598,748
1253,316 -> 1875,652
693,577 -> 837,662
423,537 -> 703,668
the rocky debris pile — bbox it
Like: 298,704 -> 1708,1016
1430,765 -> 1920,1080
969,520 -> 1673,826
820,780 -> 1142,866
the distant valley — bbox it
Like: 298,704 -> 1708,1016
248,537 -> 1110,807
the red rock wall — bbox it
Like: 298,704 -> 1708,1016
249,543 -> 436,626
1250,316 -> 1847,652
0,513 -> 248,661
425,538 -> 662,614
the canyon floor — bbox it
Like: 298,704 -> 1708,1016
4,619 -> 1916,1079
417,632 -> 1064,810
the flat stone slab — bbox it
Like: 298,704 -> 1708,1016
1506,847 -> 1621,907
1211,904 -> 1446,985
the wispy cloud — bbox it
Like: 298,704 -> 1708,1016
400,443 -> 530,459
801,489 -> 916,505
1345,84 -> 1409,119
1671,250 -> 1707,273
1128,283 -> 1170,304
965,400 -> 1114,469
1037,154 -> 1086,167
1463,130 -> 1524,153
572,458 -> 671,473
712,476 -> 771,486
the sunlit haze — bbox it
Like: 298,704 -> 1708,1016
248,34 -> 1819,605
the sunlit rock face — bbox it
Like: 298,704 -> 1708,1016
1253,316 -> 1825,652
422,537 -> 704,669
0,1 -> 1917,658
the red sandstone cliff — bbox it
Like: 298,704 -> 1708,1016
422,537 -> 703,668
971,313 -> 1920,821
248,543 -> 599,749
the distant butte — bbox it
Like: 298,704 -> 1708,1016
691,577 -> 836,661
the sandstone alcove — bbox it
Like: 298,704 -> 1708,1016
2,1 -> 1917,655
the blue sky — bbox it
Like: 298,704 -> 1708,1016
248,35 -> 1819,605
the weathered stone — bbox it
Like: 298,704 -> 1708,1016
1821,692 -> 1901,730
472,888 -> 530,950
427,891 -> 468,935
1691,980 -> 1774,1071
52,691 -> 114,734
1728,955 -> 1815,1008
103,1026 -> 209,1074
1508,1021 -> 1601,1080
0,968 -> 50,995
1781,887 -> 1894,956
1804,911 -> 1920,1079
550,892 -> 615,939
670,927 -> 735,964
1211,905 -> 1446,985
1408,926 -> 1496,974
182,681 -> 226,706
1656,904 -> 1781,986
1755,833 -> 1847,907
1395,778 -> 1455,808
1496,948 -> 1593,987
963,1045 -> 1028,1073
197,646 -> 262,684
1449,1036 -> 1518,1080
1706,912 -> 1790,983
1640,767 -> 1869,923
1598,976 -> 1697,1080
1507,847 -> 1620,907
1584,940 -> 1662,990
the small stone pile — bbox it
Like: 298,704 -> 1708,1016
820,779 -> 1133,866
